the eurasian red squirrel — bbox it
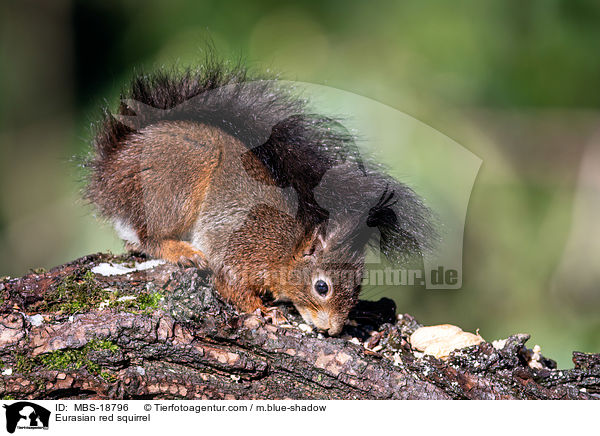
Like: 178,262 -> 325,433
85,57 -> 434,335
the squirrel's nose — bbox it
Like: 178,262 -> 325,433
326,323 -> 343,336
311,311 -> 344,336
315,311 -> 331,331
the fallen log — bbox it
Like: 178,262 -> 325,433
0,253 -> 597,400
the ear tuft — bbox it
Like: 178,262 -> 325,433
295,224 -> 327,258
317,234 -> 327,251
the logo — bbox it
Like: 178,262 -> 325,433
3,402 -> 50,433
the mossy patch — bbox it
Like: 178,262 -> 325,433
100,371 -> 117,382
39,268 -> 163,315
15,353 -> 35,373
13,339 -> 120,377
41,270 -> 108,315
113,290 -> 164,313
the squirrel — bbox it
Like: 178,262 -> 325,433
84,57 -> 434,335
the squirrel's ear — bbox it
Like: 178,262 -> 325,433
295,225 -> 328,259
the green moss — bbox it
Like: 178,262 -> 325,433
35,379 -> 46,392
2,395 -> 15,400
87,339 -> 119,353
13,339 -> 119,381
100,371 -> 117,382
112,291 -> 163,313
138,291 -> 163,309
29,267 -> 47,274
38,349 -> 86,371
14,354 -> 35,373
42,270 -> 109,315
38,266 -> 164,316
38,339 -> 119,373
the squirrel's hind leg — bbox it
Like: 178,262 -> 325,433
136,239 -> 209,269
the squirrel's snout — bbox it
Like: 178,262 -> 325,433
310,310 -> 344,336
324,322 -> 344,336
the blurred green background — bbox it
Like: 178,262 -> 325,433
1,0 -> 599,366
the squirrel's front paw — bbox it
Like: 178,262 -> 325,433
259,306 -> 290,326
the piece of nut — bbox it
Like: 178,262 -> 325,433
410,324 -> 484,359
298,323 -> 313,333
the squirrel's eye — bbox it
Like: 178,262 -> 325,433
314,279 -> 329,296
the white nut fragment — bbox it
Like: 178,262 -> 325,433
410,324 -> 484,359
298,323 -> 313,333
528,344 -> 544,370
492,338 -> 507,350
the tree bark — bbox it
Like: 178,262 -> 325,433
0,253 -> 598,400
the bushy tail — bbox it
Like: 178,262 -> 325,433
83,53 -> 436,263
313,160 -> 436,265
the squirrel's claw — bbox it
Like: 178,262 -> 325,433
177,253 -> 209,270
260,306 -> 290,326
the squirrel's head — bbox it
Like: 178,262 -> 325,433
282,221 -> 365,336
